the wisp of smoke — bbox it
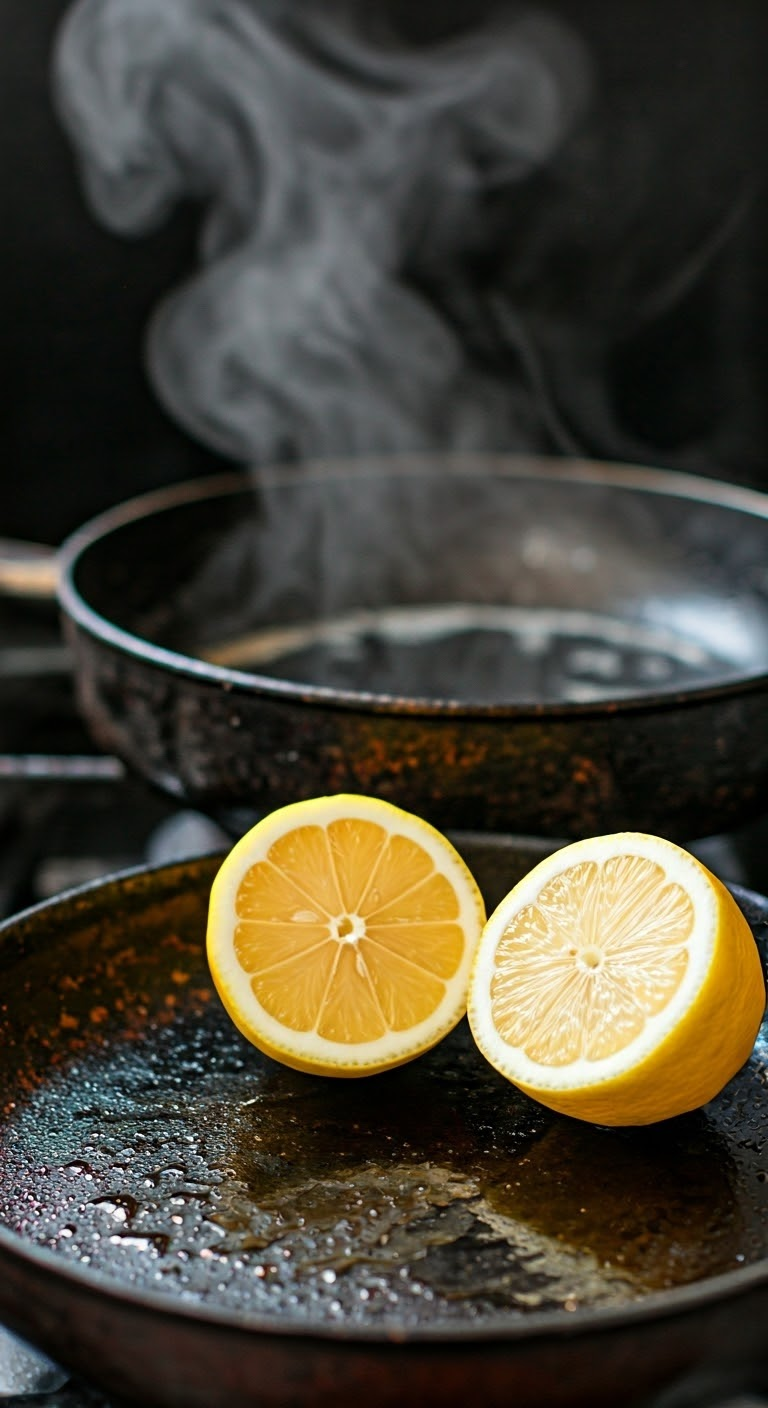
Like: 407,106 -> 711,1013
52,0 -> 590,466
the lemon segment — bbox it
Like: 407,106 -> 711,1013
207,794 -> 486,1076
467,832 -> 766,1125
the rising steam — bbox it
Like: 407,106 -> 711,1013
52,0 -> 590,464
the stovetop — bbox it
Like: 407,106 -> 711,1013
0,598 -> 228,915
1,595 -> 767,1408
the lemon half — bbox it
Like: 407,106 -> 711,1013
207,794 -> 486,1076
467,832 -> 766,1125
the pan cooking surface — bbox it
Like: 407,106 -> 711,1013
203,605 -> 729,705
1,856 -> 767,1335
71,460 -> 768,712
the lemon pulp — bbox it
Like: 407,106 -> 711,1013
207,794 -> 485,1076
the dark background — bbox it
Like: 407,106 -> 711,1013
0,0 -> 224,543
3,0 -> 768,543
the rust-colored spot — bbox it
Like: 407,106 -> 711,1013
572,758 -> 598,785
59,1013 -> 79,1030
163,933 -> 187,952
89,1006 -> 109,1025
171,969 -> 191,986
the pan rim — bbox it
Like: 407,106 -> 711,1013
0,858 -> 767,1350
0,1216 -> 766,1347
55,454 -> 768,720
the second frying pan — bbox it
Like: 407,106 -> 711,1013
46,454 -> 768,841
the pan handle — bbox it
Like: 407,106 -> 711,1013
0,540 -> 59,601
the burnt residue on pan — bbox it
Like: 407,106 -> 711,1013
0,855 -> 767,1333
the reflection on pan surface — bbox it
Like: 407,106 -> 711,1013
0,858 -> 766,1331
202,604 -> 730,705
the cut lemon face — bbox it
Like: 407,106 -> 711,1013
467,833 -> 766,1126
207,794 -> 486,1076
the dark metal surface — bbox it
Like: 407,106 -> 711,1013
0,849 -> 767,1407
56,456 -> 768,840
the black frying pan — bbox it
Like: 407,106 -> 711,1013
0,843 -> 767,1408
7,453 -> 768,841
